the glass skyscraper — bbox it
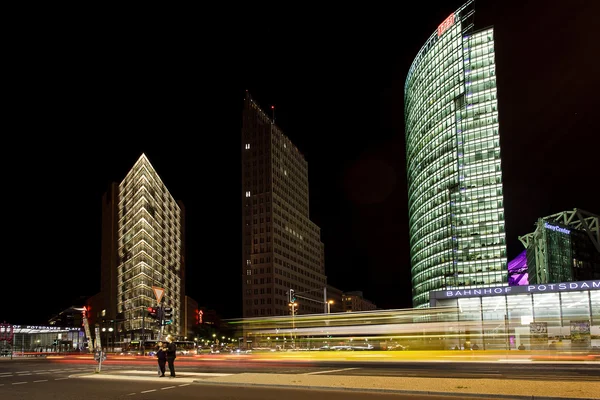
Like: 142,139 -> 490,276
404,0 -> 507,308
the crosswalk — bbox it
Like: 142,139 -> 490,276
73,370 -> 234,383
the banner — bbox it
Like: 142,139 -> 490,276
570,320 -> 591,348
530,322 -> 548,349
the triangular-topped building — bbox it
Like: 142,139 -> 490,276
96,153 -> 186,343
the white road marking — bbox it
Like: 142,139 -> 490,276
16,371 -> 30,373
12,382 -> 27,385
55,377 -> 69,381
141,389 -> 157,393
17,373 -> 32,376
178,383 -> 191,387
0,375 -> 13,378
304,367 -> 359,375
126,393 -> 136,396
34,380 -> 48,383
161,386 -> 176,390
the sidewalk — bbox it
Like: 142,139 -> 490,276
191,372 -> 599,400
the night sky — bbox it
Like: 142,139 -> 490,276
4,0 -> 598,325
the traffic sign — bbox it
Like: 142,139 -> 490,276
152,286 -> 165,304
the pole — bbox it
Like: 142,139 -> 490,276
291,304 -> 295,349
141,312 -> 145,356
159,305 -> 164,341
323,287 -> 327,314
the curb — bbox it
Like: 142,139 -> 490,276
191,380 -> 598,400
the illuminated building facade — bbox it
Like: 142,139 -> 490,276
519,209 -> 600,284
241,92 -> 327,319
342,291 -> 378,312
430,280 -> 600,350
405,0 -> 507,308
508,250 -> 528,286
101,154 -> 185,341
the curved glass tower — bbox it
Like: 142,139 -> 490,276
405,0 -> 508,308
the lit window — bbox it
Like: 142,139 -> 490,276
245,143 -> 251,149
246,191 -> 251,197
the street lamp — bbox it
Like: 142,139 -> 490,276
108,327 -> 114,352
327,300 -> 334,314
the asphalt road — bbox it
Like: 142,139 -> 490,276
0,365 -> 500,400
0,357 -> 598,399
2,357 -> 600,381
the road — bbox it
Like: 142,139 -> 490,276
0,355 -> 598,399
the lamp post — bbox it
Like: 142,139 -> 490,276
327,300 -> 334,314
289,302 -> 298,348
108,327 -> 114,352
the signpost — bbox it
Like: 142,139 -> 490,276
152,286 -> 165,341
0,322 -> 13,359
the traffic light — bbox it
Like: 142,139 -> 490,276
163,307 -> 173,322
288,289 -> 296,303
147,307 -> 158,319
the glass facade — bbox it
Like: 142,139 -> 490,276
405,0 -> 507,308
431,284 -> 600,350
520,211 -> 600,284
117,154 -> 183,337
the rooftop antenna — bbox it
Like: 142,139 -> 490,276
271,105 -> 275,123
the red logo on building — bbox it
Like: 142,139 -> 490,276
438,13 -> 455,37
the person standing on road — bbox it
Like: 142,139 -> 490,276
156,342 -> 166,377
165,335 -> 177,377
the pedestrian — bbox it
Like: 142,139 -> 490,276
165,335 -> 177,377
156,342 -> 166,377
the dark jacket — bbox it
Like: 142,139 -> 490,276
157,348 -> 167,362
166,342 -> 176,359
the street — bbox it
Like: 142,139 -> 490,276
0,356 -> 598,399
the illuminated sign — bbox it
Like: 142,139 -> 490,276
544,222 -> 570,234
437,13 -> 455,37
431,280 -> 600,299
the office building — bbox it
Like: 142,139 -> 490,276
99,153 -> 186,341
404,0 -> 507,308
342,291 -> 378,312
519,208 -> 599,284
241,92 -> 327,318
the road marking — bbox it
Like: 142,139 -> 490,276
55,377 -> 69,381
178,384 -> 191,387
16,371 -> 30,373
12,382 -> 27,385
0,372 -> 11,375
35,372 -> 50,374
161,386 -> 176,390
126,393 -> 136,396
0,375 -> 14,378
17,373 -> 32,376
141,389 -> 157,393
34,380 -> 48,383
304,367 -> 359,375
